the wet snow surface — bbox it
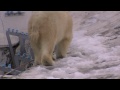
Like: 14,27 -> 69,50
13,11 -> 120,79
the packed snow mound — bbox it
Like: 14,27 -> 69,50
13,11 -> 120,79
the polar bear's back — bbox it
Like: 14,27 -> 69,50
28,11 -> 73,43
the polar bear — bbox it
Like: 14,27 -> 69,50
28,11 -> 73,66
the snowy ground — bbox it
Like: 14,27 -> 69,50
9,11 -> 120,79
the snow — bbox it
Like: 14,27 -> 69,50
10,11 -> 120,79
